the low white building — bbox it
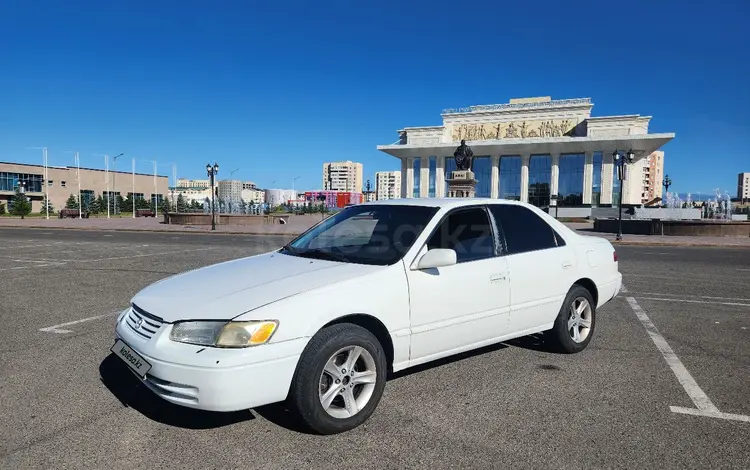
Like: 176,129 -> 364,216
265,189 -> 297,207
169,187 -> 211,204
241,188 -> 265,204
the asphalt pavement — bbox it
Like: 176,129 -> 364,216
0,229 -> 748,469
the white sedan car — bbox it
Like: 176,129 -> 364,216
111,198 -> 622,434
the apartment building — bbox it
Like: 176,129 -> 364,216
375,171 -> 402,200
323,161 -> 363,193
217,179 -> 243,202
738,172 -> 750,201
641,151 -> 664,203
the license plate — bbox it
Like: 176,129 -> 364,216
111,339 -> 152,377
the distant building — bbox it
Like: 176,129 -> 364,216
265,189 -> 297,207
0,161 -> 168,212
242,181 -> 257,190
323,161 -> 363,193
169,187 -> 211,205
305,190 -> 362,208
217,179 -> 243,202
177,178 -> 210,189
738,172 -> 750,201
375,171 -> 402,200
241,187 -> 265,204
635,151 -> 665,204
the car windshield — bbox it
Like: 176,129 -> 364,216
281,204 -> 438,266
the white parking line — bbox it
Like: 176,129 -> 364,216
738,268 -> 750,272
0,242 -> 64,250
0,247 -> 215,271
625,296 -> 750,423
39,311 -> 121,334
636,292 -> 750,302
636,297 -> 750,307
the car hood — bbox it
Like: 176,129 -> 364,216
130,251 -> 384,323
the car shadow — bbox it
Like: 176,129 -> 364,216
502,332 -> 558,353
99,354 -> 254,429
100,332 -> 557,433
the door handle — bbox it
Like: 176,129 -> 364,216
490,273 -> 507,282
562,260 -> 573,269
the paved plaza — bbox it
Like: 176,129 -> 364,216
1,215 -> 748,247
0,228 -> 748,469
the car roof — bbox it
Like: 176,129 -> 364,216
360,197 -> 527,210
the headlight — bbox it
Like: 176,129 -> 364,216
169,320 -> 278,348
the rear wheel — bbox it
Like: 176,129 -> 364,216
287,323 -> 387,434
547,285 -> 596,353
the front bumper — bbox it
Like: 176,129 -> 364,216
113,311 -> 306,412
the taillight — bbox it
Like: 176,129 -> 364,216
613,251 -> 618,262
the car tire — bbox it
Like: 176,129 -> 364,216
287,323 -> 387,435
546,285 -> 596,354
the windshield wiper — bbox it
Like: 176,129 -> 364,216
280,243 -> 299,255
297,248 -> 349,263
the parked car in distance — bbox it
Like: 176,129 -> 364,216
111,198 -> 622,434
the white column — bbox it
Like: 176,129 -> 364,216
420,156 -> 430,198
601,150 -> 614,205
400,158 -> 409,199
490,156 -> 500,199
583,152 -> 594,205
405,158 -> 414,198
550,153 -> 560,198
436,156 -> 446,198
520,154 -> 530,203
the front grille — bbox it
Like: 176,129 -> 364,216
126,304 -> 164,339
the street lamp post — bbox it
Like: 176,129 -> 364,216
317,193 -> 327,221
206,163 -> 219,230
613,149 -> 635,241
663,175 -> 672,196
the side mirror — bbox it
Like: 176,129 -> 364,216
415,248 -> 457,270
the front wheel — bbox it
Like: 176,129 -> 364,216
287,323 -> 387,434
546,285 -> 596,354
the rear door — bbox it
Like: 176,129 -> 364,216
489,204 -> 575,334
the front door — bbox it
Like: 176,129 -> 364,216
406,206 -> 511,363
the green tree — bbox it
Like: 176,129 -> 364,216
0,202 -> 5,215
176,193 -> 188,212
65,194 -> 79,209
10,187 -> 32,219
115,195 -> 125,215
120,196 -> 133,213
135,197 -> 150,210
159,198 -> 172,214
93,194 -> 106,214
39,195 -> 55,215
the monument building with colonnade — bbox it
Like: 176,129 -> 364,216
377,96 -> 674,217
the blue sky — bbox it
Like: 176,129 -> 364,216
0,0 -> 747,195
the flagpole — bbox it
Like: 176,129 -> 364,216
132,158 -> 136,218
44,147 -> 49,219
105,154 -> 110,219
76,152 -> 81,218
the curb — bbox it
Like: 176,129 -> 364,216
611,240 -> 749,248
0,224 -> 303,237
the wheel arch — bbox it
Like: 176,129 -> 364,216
321,314 -> 395,374
573,277 -> 599,306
